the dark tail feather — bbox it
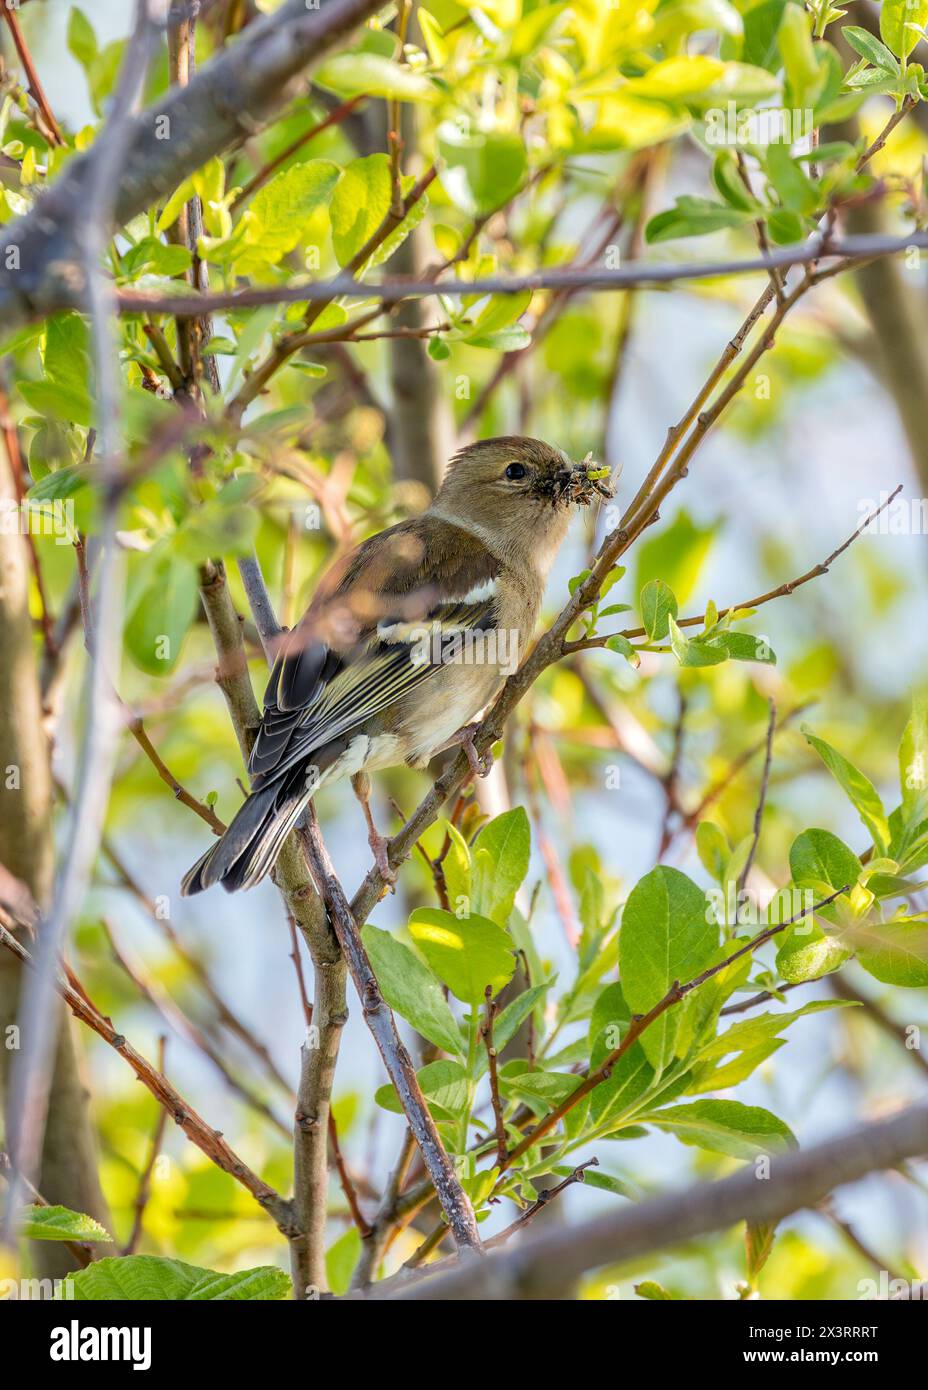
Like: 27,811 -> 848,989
181,782 -> 308,896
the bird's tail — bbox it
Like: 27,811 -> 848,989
181,779 -> 310,895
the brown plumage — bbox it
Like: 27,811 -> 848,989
181,436 -> 611,894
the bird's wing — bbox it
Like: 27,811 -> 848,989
248,516 -> 501,788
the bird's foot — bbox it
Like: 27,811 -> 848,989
457,723 -> 493,778
352,772 -> 397,886
368,829 -> 397,887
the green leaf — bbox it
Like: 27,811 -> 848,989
899,693 -> 928,829
880,0 -> 928,58
646,195 -> 753,243
588,982 -> 655,1125
627,56 -> 780,106
776,922 -> 851,983
408,909 -> 516,1004
66,1255 -> 291,1300
442,820 -> 471,914
696,822 -> 730,884
20,314 -> 93,427
330,155 -> 393,268
698,998 -> 855,1061
765,141 -> 819,216
843,24 -> 900,72
245,159 -> 340,265
361,925 -> 464,1056
552,1165 -> 636,1200
437,123 -> 528,216
636,1279 -> 678,1299
802,726 -> 890,853
713,149 -> 758,212
376,1059 -> 470,1121
123,552 -> 199,677
605,633 -> 641,667
778,3 -> 825,109
19,1205 -> 113,1243
314,52 -> 436,102
67,8 -> 98,70
646,1099 -> 796,1158
690,1038 -> 785,1091
743,0 -> 789,70
578,92 -> 691,153
121,237 -> 192,279
669,617 -> 728,668
639,579 -> 678,641
172,501 -> 259,563
650,0 -> 744,44
477,981 -> 552,1069
713,631 -> 776,664
465,290 -> 532,340
618,867 -> 718,1071
325,1228 -> 361,1296
853,918 -> 928,987
789,828 -> 860,892
471,807 -> 530,925
746,1222 -> 777,1283
27,466 -> 88,504
767,208 -> 806,244
500,1068 -> 582,1111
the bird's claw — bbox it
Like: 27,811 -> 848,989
460,726 -> 493,778
369,830 -> 397,887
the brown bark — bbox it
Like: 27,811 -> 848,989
0,447 -> 110,1275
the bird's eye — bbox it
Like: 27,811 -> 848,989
504,462 -> 527,481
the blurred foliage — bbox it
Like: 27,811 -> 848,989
2,0 -> 927,1299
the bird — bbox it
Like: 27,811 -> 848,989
181,435 -> 612,895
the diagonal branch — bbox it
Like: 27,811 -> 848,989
298,808 -> 482,1254
0,918 -> 293,1233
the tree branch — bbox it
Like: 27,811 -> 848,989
115,228 -> 928,316
298,807 -> 483,1253
371,1102 -> 928,1299
0,0 -> 386,332
0,919 -> 293,1233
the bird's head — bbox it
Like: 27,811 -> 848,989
432,435 -> 613,565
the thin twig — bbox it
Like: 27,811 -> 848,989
115,227 -> 928,316
122,1036 -> 169,1254
735,697 -> 776,898
658,690 -> 687,857
571,485 -> 905,652
352,1128 -> 417,1287
1,6 -> 64,145
485,1158 -> 599,1250
481,987 -> 508,1168
0,919 -> 293,1232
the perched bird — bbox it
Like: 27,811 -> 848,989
181,436 -> 612,895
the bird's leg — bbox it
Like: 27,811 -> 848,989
450,722 -> 494,778
351,771 -> 397,885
